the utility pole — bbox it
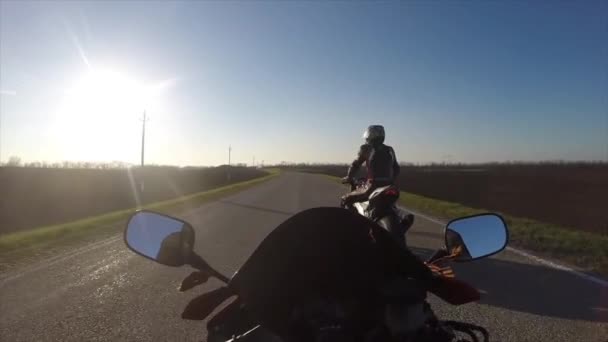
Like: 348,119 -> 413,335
227,145 -> 232,182
141,111 -> 148,167
140,111 -> 149,194
0,106 -> 2,166
252,156 -> 255,167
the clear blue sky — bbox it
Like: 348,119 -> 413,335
1,1 -> 606,166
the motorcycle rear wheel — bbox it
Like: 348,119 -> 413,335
377,214 -> 406,248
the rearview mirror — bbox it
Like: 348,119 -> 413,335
444,213 -> 508,262
124,211 -> 195,266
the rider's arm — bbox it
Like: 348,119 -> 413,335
390,147 -> 400,178
346,144 -> 371,179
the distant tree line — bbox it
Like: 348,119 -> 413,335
2,155 -> 605,169
2,156 -> 133,169
271,160 -> 607,168
0,156 -> 218,169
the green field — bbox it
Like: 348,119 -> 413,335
0,170 -> 279,271
401,192 -> 608,275
326,175 -> 608,275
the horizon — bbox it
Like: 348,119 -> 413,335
1,157 -> 607,169
1,1 -> 607,166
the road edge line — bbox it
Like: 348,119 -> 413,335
402,207 -> 608,288
320,173 -> 608,287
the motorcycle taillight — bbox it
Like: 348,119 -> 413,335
383,188 -> 399,197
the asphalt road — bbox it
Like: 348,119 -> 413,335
1,172 -> 606,341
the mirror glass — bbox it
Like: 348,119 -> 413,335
125,211 -> 195,266
445,214 -> 508,261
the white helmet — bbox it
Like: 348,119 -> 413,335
363,125 -> 385,144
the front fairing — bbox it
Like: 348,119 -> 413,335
228,207 -> 432,335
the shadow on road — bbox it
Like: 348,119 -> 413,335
409,246 -> 608,323
219,200 -> 295,217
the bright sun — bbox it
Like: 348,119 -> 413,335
55,68 -> 154,161
64,69 -> 149,118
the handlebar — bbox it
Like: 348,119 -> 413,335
342,177 -> 367,185
342,177 -> 367,192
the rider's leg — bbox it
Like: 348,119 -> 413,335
341,184 -> 374,208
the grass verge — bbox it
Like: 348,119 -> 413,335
325,174 -> 608,275
0,170 -> 280,269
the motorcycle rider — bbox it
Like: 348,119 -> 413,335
341,125 -> 401,208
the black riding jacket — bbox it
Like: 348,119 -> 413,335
346,143 -> 400,185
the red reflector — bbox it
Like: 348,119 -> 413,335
384,189 -> 399,196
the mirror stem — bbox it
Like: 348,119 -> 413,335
189,252 -> 230,284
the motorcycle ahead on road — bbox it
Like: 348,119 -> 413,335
341,178 -> 414,248
124,207 -> 509,342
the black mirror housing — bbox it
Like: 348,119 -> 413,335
124,210 -> 195,267
444,213 -> 509,262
